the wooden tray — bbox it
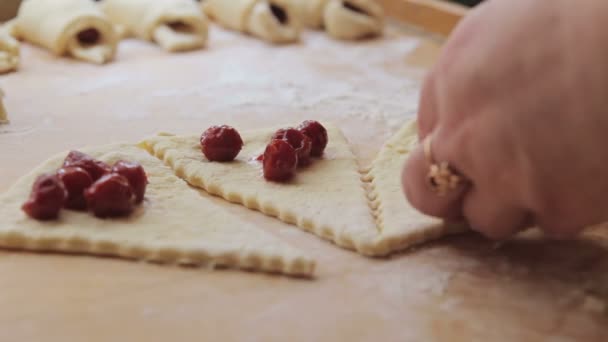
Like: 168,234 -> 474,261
0,1 -> 606,341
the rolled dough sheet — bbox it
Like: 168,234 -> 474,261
290,0 -> 384,40
101,0 -> 208,52
0,144 -> 315,277
323,0 -> 384,40
203,0 -> 300,44
140,124 -> 382,256
362,119 -> 468,252
10,0 -> 118,64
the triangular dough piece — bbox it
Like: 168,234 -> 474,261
0,144 -> 315,277
361,120 -> 468,253
140,124 -> 381,256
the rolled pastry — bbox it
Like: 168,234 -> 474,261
0,88 -> 8,124
292,0 -> 384,40
10,0 -> 117,64
0,30 -> 19,74
203,0 -> 300,44
101,0 -> 208,52
291,0 -> 328,29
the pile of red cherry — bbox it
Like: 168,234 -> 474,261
200,120 -> 328,181
22,151 -> 148,221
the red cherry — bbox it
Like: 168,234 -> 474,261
200,125 -> 244,162
263,139 -> 298,182
22,173 -> 67,220
112,160 -> 148,204
57,167 -> 93,210
298,120 -> 328,157
85,174 -> 136,218
63,151 -> 111,181
271,128 -> 312,167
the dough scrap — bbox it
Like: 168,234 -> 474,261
0,144 -> 315,277
10,0 -> 117,64
0,88 -> 7,124
291,0 -> 383,40
203,0 -> 300,44
361,120 -> 468,252
101,0 -> 208,52
0,30 -> 19,74
140,124 -> 382,256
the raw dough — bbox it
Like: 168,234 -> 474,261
0,88 -> 7,124
361,120 -> 468,252
0,30 -> 19,74
291,0 -> 384,40
101,0 -> 208,52
291,0 -> 328,29
140,125 -> 382,256
324,0 -> 384,40
0,144 -> 315,277
9,0 -> 118,64
203,0 -> 300,44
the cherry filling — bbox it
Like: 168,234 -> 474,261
263,139 -> 298,182
22,174 -> 67,220
23,151 -> 149,221
200,125 -> 244,162
167,21 -> 192,33
112,160 -> 148,204
85,174 -> 136,218
63,151 -> 111,182
57,167 -> 93,211
77,28 -> 101,45
270,3 -> 289,25
343,1 -> 369,16
298,120 -> 328,157
271,128 -> 312,167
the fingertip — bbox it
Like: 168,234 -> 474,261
402,144 -> 465,219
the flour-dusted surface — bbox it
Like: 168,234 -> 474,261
0,23 -> 607,341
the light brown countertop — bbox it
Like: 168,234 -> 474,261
0,23 -> 606,341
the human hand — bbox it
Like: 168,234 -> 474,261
402,0 -> 608,239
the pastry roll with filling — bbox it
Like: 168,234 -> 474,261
101,0 -> 208,52
203,0 -> 300,44
9,0 -> 117,64
0,30 -> 19,74
292,0 -> 384,40
0,88 -> 8,124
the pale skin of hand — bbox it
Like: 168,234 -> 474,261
402,0 -> 608,239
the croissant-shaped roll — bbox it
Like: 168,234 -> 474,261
203,0 -> 300,44
292,0 -> 384,40
10,0 -> 118,64
101,0 -> 209,52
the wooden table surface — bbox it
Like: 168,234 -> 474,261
0,22 -> 607,342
